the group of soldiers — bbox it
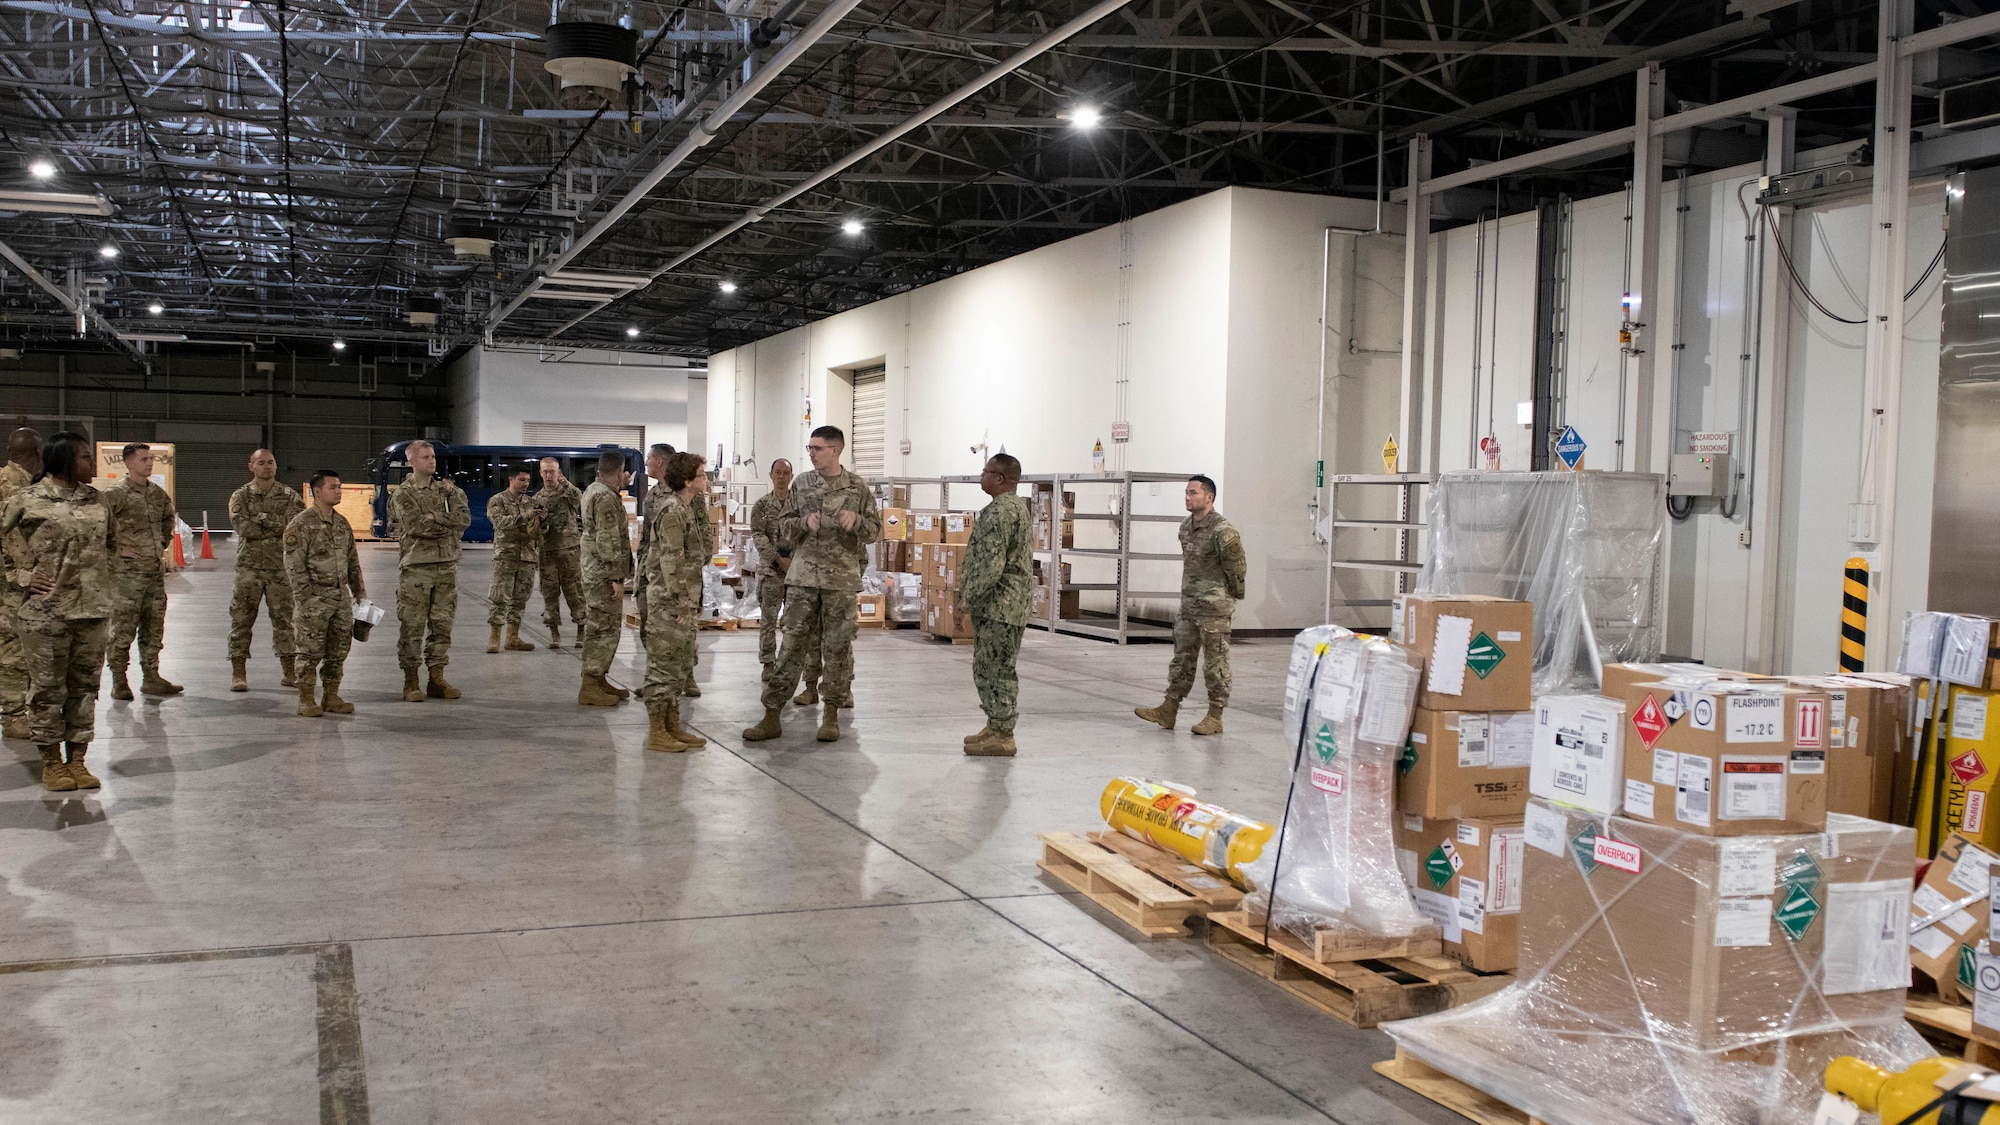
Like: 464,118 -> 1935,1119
0,416 -> 1251,789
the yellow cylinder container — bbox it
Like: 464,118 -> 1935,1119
1100,777 -> 1274,887
1825,1056 -> 2000,1125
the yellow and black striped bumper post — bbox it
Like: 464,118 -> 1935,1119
1840,557 -> 1869,672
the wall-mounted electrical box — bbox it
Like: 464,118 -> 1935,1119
1669,453 -> 1732,498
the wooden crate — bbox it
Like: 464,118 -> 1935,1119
1373,1048 -> 1547,1125
1208,911 -> 1511,1028
1038,832 -> 1215,938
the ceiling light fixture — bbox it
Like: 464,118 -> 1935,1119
1069,105 -> 1102,129
28,160 -> 54,180
842,219 -> 864,236
98,244 -> 119,259
625,326 -> 640,338
0,190 -> 113,216
147,303 -> 163,315
719,280 -> 737,293
332,339 -> 347,351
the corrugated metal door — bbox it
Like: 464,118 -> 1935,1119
520,421 -> 645,448
850,367 -> 886,476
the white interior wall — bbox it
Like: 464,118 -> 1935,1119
707,185 -> 1407,630
449,345 -> 703,455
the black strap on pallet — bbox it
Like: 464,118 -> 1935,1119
1261,646 -> 1328,949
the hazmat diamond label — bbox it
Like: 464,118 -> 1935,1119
1398,740 -> 1417,775
1313,724 -> 1338,764
1963,943 -> 1980,990
1779,850 -> 1824,896
1426,845 -> 1455,889
1465,632 -> 1505,680
1775,884 -> 1821,941
1631,694 -> 1670,750
1952,749 -> 1988,785
1570,824 -> 1599,874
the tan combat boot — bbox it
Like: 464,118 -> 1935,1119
402,667 -> 425,702
547,624 -> 562,650
682,680 -> 702,698
577,673 -> 621,707
505,625 -> 534,652
966,731 -> 1017,757
426,666 -> 460,700
608,680 -> 631,701
963,724 -> 994,747
140,668 -> 183,696
2,714 -> 28,741
39,745 -> 75,792
645,707 -> 684,752
666,702 -> 706,750
742,707 -> 783,741
794,683 -> 819,707
321,679 -> 354,715
816,702 -> 840,743
1191,705 -> 1225,736
109,668 -> 133,700
487,625 -> 502,653
298,672 -> 323,717
838,693 -> 854,709
230,658 -> 248,692
1134,697 -> 1179,730
280,660 -> 297,688
65,743 -> 100,789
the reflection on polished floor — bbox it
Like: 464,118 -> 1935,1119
0,542 -> 1464,1124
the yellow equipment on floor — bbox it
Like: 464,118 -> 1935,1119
1825,1056 -> 2000,1125
1099,778 -> 1273,887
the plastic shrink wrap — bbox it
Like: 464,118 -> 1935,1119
1241,625 -> 1429,945
1416,471 -> 1665,695
1384,800 -> 1924,1125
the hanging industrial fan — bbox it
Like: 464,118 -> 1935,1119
443,213 -> 500,259
544,20 -> 640,108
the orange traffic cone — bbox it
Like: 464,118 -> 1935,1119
172,533 -> 186,569
198,519 -> 214,560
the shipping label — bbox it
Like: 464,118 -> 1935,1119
1725,694 -> 1784,743
1309,765 -> 1345,795
1591,836 -> 1642,874
1458,714 -> 1490,768
1491,712 -> 1535,768
1455,823 -> 1482,846
1795,699 -> 1825,748
1823,880 -> 1911,995
1624,779 -> 1654,818
1720,757 -> 1787,820
1456,876 -> 1487,934
1955,692 -> 1991,742
1489,829 -> 1525,914
1790,749 -> 1826,776
1523,802 -> 1567,856
1713,898 -> 1773,947
1676,753 -> 1713,827
1718,841 -> 1778,897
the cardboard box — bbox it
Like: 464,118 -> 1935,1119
1030,584 -> 1080,621
909,510 -> 944,544
1400,594 -> 1534,712
924,544 -> 966,590
1400,709 -> 1535,819
908,541 -> 931,577
1601,662 -> 1759,702
1787,674 -> 1910,822
1618,681 -> 1832,836
1530,694 -> 1627,815
921,587 -> 974,640
1033,518 -> 1076,551
1032,559 -> 1073,587
1519,800 -> 1913,1050
1922,684 -> 2000,853
878,507 -> 909,542
1395,813 -> 1526,972
1909,831 -> 1996,1001
942,510 -> 977,545
856,592 -> 886,627
870,539 -> 909,575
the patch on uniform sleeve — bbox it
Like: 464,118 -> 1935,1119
284,531 -> 298,547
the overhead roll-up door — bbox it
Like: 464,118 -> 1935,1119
521,422 -> 646,449
850,367 -> 886,476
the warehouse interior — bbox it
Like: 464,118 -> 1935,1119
7,0 -> 2000,1122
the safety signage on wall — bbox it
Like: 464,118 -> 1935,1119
1554,426 -> 1587,470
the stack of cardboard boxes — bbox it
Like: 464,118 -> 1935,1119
1393,594 -> 1537,972
1030,488 -> 1074,551
908,512 -> 976,640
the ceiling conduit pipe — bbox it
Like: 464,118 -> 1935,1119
485,0 -> 865,335
547,0 -> 1140,338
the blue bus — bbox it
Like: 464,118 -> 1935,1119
367,440 -> 648,542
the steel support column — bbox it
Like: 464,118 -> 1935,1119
1627,63 -> 1664,473
1859,0 -> 1913,668
1399,134 -> 1431,472
1744,108 -> 1795,673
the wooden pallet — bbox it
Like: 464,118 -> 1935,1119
1208,911 -> 1511,1028
923,632 -> 975,645
1037,832 -> 1214,938
1907,993 -> 2000,1067
699,618 -> 741,631
1085,831 -> 1244,915
1373,1048 -> 1547,1125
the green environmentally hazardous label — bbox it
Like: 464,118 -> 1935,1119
1775,884 -> 1821,941
1466,632 -> 1506,679
1570,824 -> 1599,874
1313,724 -> 1338,764
1425,845 -> 1455,889
1779,851 -> 1823,896
1962,943 -> 1980,990
1397,740 -> 1417,775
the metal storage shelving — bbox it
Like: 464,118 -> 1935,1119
869,471 -> 1189,644
1325,473 -> 1433,623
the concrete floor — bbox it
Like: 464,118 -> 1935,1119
1,542 -> 1468,1125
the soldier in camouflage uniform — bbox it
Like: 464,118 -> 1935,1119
640,452 -> 705,751
228,448 -> 304,691
633,444 -> 673,642
388,439 -> 471,702
577,449 -> 632,707
1136,474 -> 1248,736
0,426 -> 41,741
284,469 -> 366,717
958,455 -> 1032,757
679,453 -> 711,699
0,432 -> 116,791
484,465 -> 541,653
103,442 -> 183,701
532,456 -> 585,649
743,425 -> 879,744
749,458 -> 795,682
